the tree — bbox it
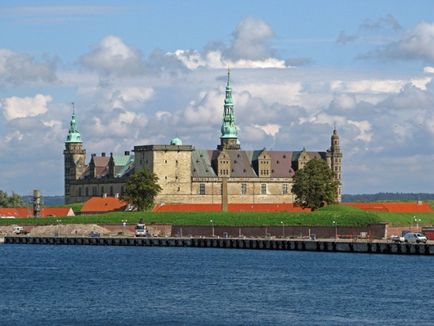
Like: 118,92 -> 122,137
0,190 -> 25,208
292,159 -> 340,211
122,168 -> 162,211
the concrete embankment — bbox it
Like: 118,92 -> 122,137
3,236 -> 434,255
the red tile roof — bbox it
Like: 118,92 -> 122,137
40,208 -> 74,217
81,197 -> 128,214
0,207 -> 74,218
344,202 -> 434,213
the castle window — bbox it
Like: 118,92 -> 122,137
261,184 -> 267,195
92,187 -> 97,196
177,187 -> 180,192
241,183 -> 247,195
110,186 -> 113,196
78,187 -> 82,197
165,160 -> 167,163
85,187 -> 89,196
282,184 -> 288,195
176,160 -> 178,165
199,183 -> 206,195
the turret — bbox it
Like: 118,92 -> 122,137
64,103 -> 86,204
218,68 -> 240,150
327,127 -> 342,202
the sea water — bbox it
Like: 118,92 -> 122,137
0,245 -> 433,325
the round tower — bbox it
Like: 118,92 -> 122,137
64,103 -> 86,204
327,127 -> 343,202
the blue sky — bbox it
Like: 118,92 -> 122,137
1,0 -> 434,195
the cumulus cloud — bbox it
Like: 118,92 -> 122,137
362,22 -> 434,63
253,123 -> 281,137
1,94 -> 52,120
225,17 -> 275,60
0,49 -> 57,85
80,35 -> 145,76
166,17 -> 289,69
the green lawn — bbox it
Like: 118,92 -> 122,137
1,204 -> 432,227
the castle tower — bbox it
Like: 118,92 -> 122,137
64,104 -> 86,204
218,69 -> 240,150
327,127 -> 342,202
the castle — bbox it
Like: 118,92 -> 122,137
64,71 -> 342,206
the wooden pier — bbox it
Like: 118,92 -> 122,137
3,236 -> 434,255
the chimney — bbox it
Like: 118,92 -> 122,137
124,151 -> 130,156
102,152 -> 106,157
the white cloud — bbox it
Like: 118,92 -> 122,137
331,79 -> 404,93
253,123 -> 281,137
348,120 -> 373,142
166,17 -> 289,70
4,131 -> 24,143
226,17 -> 275,60
0,48 -> 57,85
239,82 -> 303,105
80,35 -> 145,76
1,94 -> 52,120
183,90 -> 222,126
423,66 -> 434,74
369,22 -> 434,62
111,87 -> 154,108
330,94 -> 357,110
168,49 -> 287,69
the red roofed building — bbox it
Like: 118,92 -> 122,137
344,202 -> 434,213
81,196 -> 128,214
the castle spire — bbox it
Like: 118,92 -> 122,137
66,102 -> 82,143
218,68 -> 240,150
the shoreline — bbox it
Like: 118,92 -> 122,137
3,235 -> 434,256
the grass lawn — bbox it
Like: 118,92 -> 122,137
1,204 -> 432,227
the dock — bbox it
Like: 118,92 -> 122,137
3,236 -> 434,255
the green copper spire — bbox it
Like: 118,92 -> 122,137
220,68 -> 238,140
66,102 -> 82,143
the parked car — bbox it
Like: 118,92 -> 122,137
89,231 -> 100,238
404,232 -> 427,244
13,226 -> 27,235
390,235 -> 405,243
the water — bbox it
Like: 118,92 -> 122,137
0,245 -> 433,325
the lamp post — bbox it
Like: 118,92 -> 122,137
332,220 -> 337,240
122,219 -> 127,235
210,219 -> 214,237
414,216 -> 421,232
281,221 -> 285,238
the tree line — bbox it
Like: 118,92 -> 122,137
0,190 -> 25,208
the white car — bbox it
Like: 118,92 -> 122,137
390,235 -> 405,243
404,232 -> 427,244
